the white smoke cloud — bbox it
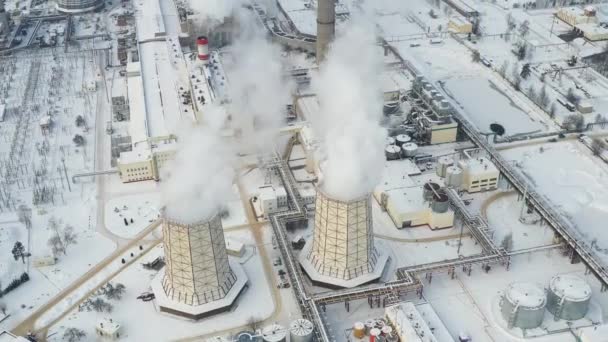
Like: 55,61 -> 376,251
186,0 -> 239,25
225,19 -> 294,152
161,106 -> 235,224
311,20 -> 387,201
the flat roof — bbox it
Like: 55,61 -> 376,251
376,159 -> 422,193
126,67 -> 149,143
134,0 -> 165,41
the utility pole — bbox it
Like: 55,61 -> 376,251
61,158 -> 71,192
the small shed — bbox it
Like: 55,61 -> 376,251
96,318 -> 121,339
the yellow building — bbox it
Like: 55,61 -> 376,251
459,157 -> 499,193
430,121 -> 459,144
448,16 -> 473,34
117,139 -> 177,183
575,23 -> 608,41
556,7 -> 598,27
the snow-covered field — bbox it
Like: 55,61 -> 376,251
502,140 -> 608,264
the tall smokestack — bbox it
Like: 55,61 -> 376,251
316,0 -> 335,63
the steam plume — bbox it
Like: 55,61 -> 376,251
310,20 -> 386,201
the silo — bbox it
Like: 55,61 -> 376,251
500,282 -> 546,329
431,192 -> 449,213
446,166 -> 463,188
423,182 -> 441,202
395,134 -> 411,147
353,322 -> 365,339
547,274 -> 591,321
401,142 -> 418,158
56,0 -> 103,13
385,136 -> 396,146
289,319 -> 314,342
262,324 -> 287,342
385,145 -> 402,161
237,331 -> 261,342
436,156 -> 454,177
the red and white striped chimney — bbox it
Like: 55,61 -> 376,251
196,36 -> 210,63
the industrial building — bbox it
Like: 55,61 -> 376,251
56,0 -> 104,13
457,155 -> 499,193
151,212 -> 248,319
574,23 -> 608,41
257,186 -> 288,218
411,77 -> 459,145
448,16 -> 473,34
95,318 -> 121,340
556,6 -> 599,27
374,160 -> 454,230
384,302 -> 454,341
299,188 -> 389,288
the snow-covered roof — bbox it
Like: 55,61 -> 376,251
97,318 -> 120,334
578,324 -> 608,341
376,159 -> 421,193
385,302 -> 443,342
461,157 -> 498,176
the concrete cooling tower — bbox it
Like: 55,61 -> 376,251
151,212 -> 247,319
299,188 -> 389,288
56,0 -> 103,13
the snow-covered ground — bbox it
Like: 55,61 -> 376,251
47,229 -> 278,341
502,140 -> 608,265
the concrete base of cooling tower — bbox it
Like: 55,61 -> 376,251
298,241 -> 390,289
151,260 -> 248,320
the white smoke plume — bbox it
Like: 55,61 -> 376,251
186,0 -> 239,25
310,20 -> 387,201
225,18 -> 294,152
161,106 -> 235,224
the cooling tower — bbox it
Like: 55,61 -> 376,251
316,0 -> 335,62
300,188 -> 388,288
152,212 -> 248,319
56,0 -> 103,13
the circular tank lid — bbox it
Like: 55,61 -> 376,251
262,324 -> 287,341
396,134 -> 411,143
550,274 -> 592,301
402,142 -> 418,150
290,319 -> 313,336
446,165 -> 463,174
370,328 -> 381,336
353,322 -> 365,329
386,136 -> 396,145
381,326 -> 393,334
505,282 -> 546,308
385,145 -> 401,153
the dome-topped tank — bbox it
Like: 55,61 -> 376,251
436,156 -> 454,177
547,274 -> 591,321
500,282 -> 546,329
289,319 -> 313,342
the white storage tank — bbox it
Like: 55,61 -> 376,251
262,324 -> 287,342
500,282 -> 546,329
401,142 -> 418,158
289,319 -> 314,342
385,136 -> 396,146
547,274 -> 592,321
385,145 -> 402,161
395,134 -> 411,147
436,156 -> 454,177
446,166 -> 463,188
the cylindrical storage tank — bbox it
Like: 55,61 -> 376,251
431,192 -> 449,213
385,145 -> 402,161
500,282 -> 546,329
547,274 -> 592,321
197,36 -> 210,62
385,136 -> 396,146
237,331 -> 261,342
446,166 -> 463,188
369,328 -> 381,342
262,324 -> 287,342
353,322 -> 366,339
381,325 -> 392,336
436,156 -> 454,177
395,134 -> 411,147
401,142 -> 418,158
289,319 -> 314,342
364,319 -> 375,333
423,182 -> 441,202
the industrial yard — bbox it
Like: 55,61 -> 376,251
1,0 -> 608,342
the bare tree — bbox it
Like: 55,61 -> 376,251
501,233 -> 514,251
563,114 -> 585,131
104,282 -> 126,300
12,241 -> 27,264
63,327 -> 86,342
539,86 -> 549,108
90,298 -> 113,313
471,49 -> 481,62
0,301 -> 7,316
17,205 -> 32,229
48,235 -> 66,256
62,225 -> 78,250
